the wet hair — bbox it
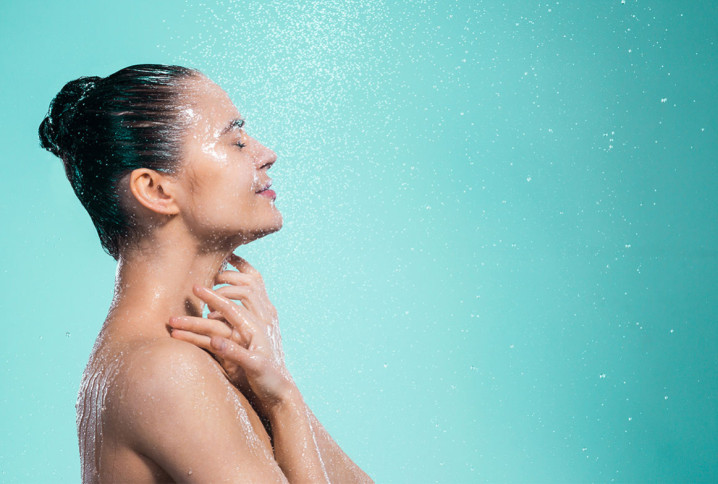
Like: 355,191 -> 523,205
38,64 -> 201,259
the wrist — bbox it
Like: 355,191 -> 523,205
265,384 -> 304,419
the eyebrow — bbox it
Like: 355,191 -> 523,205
220,117 -> 245,136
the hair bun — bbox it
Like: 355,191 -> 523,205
39,75 -> 103,159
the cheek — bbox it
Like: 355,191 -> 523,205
192,170 -> 256,217
178,155 -> 261,225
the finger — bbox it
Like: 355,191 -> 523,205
170,315 -> 252,350
214,284 -> 252,300
214,285 -> 257,313
227,253 -> 262,278
203,297 -> 255,345
214,284 -> 275,325
169,316 -> 233,340
194,285 -> 257,336
218,264 -> 272,310
215,270 -> 255,287
170,329 -> 212,351
211,336 -> 261,373
225,256 -> 272,309
207,310 -> 226,321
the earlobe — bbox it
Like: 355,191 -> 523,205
128,168 -> 180,215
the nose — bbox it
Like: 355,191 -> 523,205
254,139 -> 277,170
262,148 -> 277,170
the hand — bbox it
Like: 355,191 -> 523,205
169,254 -> 296,414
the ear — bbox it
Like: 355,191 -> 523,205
128,168 -> 180,216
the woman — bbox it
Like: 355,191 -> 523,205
39,64 -> 372,483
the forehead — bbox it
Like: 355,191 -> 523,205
181,75 -> 240,135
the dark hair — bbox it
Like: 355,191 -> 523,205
39,64 -> 201,259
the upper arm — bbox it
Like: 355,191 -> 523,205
116,342 -> 286,483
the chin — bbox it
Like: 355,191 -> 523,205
236,215 -> 283,246
261,219 -> 283,237
267,215 -> 284,235
263,210 -> 283,233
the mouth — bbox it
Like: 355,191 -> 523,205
256,182 -> 276,200
255,181 -> 272,193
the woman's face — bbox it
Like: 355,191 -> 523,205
176,75 -> 282,245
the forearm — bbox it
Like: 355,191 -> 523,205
304,406 -> 374,483
268,388 -> 330,484
268,387 -> 372,484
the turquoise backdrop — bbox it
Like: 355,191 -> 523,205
1,1 -> 716,482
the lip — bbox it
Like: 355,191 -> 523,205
256,181 -> 272,193
258,189 -> 276,200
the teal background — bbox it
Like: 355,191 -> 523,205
1,1 -> 716,482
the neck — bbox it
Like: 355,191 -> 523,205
106,235 -> 234,338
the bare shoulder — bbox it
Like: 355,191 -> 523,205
117,338 -> 225,406
105,338 -> 284,482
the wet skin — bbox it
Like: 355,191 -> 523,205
76,75 -> 372,483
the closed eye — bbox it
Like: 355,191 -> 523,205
225,118 -> 247,149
